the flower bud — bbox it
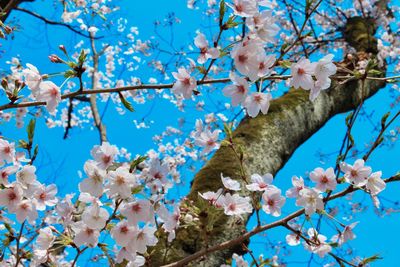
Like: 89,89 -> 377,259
49,54 -> 63,63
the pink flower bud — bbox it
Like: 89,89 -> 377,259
48,54 -> 63,63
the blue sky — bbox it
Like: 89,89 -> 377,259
1,0 -> 399,266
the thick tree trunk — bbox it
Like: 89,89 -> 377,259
149,16 -> 385,267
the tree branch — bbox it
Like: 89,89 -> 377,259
161,174 -> 400,267
13,7 -> 101,39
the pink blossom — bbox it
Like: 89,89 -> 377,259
194,129 -> 220,154
226,0 -> 258,17
32,183 -> 58,211
0,183 -> 23,211
222,72 -> 249,106
91,142 -> 119,169
309,167 -> 337,192
37,81 -> 61,113
0,138 -> 15,165
22,63 -> 42,96
290,58 -> 316,90
221,173 -> 241,191
221,193 -> 252,218
243,92 -> 272,118
246,173 -> 273,191
71,221 -> 100,247
262,187 -> 285,216
286,176 -> 305,198
172,67 -> 197,99
296,188 -> 324,215
121,199 -> 155,225
340,159 -> 371,186
366,171 -> 386,195
111,220 -> 137,247
107,166 -> 137,198
194,32 -> 220,64
79,161 -> 105,197
15,199 -> 38,224
304,228 -> 332,257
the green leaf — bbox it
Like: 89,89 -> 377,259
381,111 -> 390,127
131,185 -> 144,194
219,0 -> 226,26
129,155 -> 148,172
118,92 -> 134,112
27,119 -> 36,143
361,254 -> 383,265
18,140 -> 29,149
279,60 -> 292,68
78,49 -> 87,64
223,122 -> 233,139
64,69 -> 76,78
224,16 -> 239,29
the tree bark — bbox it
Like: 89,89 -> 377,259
0,0 -> 34,22
148,16 -> 385,266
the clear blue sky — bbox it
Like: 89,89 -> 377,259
1,0 -> 399,266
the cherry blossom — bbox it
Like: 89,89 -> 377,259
16,165 -> 37,187
31,183 -> 58,211
221,193 -> 252,218
147,158 -> 169,184
133,225 -> 158,254
0,165 -> 18,185
309,77 -> 330,101
314,54 -> 337,81
194,32 -> 220,64
0,183 -> 23,211
243,92 -> 272,118
81,203 -> 109,229
36,227 -> 55,249
194,129 -> 221,154
331,222 -> 358,245
309,167 -> 337,192
262,187 -> 286,216
246,173 -> 274,191
198,188 -> 224,207
0,138 -> 15,165
304,228 -> 332,258
231,39 -> 262,77
79,161 -> 106,197
232,252 -> 249,267
290,58 -> 316,90
366,171 -> 386,195
222,72 -> 249,106
296,188 -> 324,215
15,199 -> 38,224
221,173 -> 241,191
111,220 -> 137,247
172,67 -> 197,99
340,159 -> 372,186
246,10 -> 279,43
226,0 -> 258,17
71,221 -> 100,247
36,81 -> 61,113
107,166 -> 137,198
22,63 -> 43,96
91,142 -> 119,169
121,199 -> 155,225
286,232 -> 301,246
286,176 -> 305,198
